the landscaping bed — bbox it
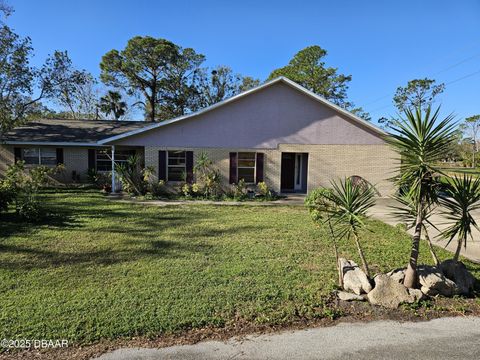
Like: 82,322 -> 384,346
0,189 -> 479,359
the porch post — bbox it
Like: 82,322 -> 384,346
111,145 -> 116,193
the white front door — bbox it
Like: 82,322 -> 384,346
294,154 -> 302,191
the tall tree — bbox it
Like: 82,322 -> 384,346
156,47 -> 205,120
100,36 -> 205,122
46,51 -> 99,119
460,115 -> 480,168
267,46 -> 370,121
386,106 -> 456,288
0,23 -> 80,135
100,90 -> 127,120
268,46 -> 351,106
197,66 -> 260,108
393,78 -> 445,112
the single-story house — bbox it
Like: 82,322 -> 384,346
0,77 -> 399,195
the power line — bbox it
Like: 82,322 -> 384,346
361,47 -> 480,106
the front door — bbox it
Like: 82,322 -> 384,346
281,153 -> 295,192
294,153 -> 303,191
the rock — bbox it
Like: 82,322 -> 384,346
339,258 -> 372,295
386,268 -> 406,283
367,274 -> 415,308
408,288 -> 426,302
417,265 -> 459,297
337,291 -> 366,301
440,260 -> 476,296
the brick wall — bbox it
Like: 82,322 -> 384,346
0,145 -> 91,182
144,144 -> 399,196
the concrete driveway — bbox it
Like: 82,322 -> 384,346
369,198 -> 480,263
93,317 -> 480,360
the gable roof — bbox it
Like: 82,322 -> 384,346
1,118 -> 150,146
100,77 -> 386,145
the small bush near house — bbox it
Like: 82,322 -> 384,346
193,152 -> 223,199
229,178 -> 248,200
0,161 -> 62,220
256,181 -> 277,200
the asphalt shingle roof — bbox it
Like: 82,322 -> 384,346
1,118 -> 150,144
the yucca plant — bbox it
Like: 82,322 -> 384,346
391,192 -> 440,266
386,106 -> 456,288
323,177 -> 376,278
439,174 -> 480,262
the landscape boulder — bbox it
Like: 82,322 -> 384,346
417,265 -> 459,297
440,260 -> 476,295
367,274 -> 416,309
339,258 -> 372,295
386,268 -> 406,284
336,291 -> 366,301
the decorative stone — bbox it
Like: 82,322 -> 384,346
339,258 -> 372,295
386,268 -> 406,284
440,260 -> 476,296
337,291 -> 366,301
367,274 -> 415,309
417,265 -> 459,297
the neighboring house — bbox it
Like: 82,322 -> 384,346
0,77 -> 398,195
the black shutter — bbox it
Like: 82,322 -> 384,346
56,148 -> 64,165
88,149 -> 96,171
256,152 -> 264,183
186,151 -> 194,184
158,150 -> 167,181
14,147 -> 22,163
229,152 -> 237,184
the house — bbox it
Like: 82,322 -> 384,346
0,77 -> 398,195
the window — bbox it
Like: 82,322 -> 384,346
96,149 -> 136,172
237,152 -> 256,183
22,148 -> 57,165
167,151 -> 186,181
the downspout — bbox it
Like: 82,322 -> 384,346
111,145 -> 116,193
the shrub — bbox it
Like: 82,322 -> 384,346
0,180 -> 15,215
2,161 -> 61,221
193,152 -> 223,199
147,180 -> 169,198
230,179 -> 248,200
256,181 -> 276,200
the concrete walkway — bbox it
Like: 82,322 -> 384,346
369,198 -> 480,263
93,317 -> 480,360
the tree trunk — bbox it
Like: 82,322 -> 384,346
453,235 -> 464,262
423,225 -> 439,266
352,230 -> 370,278
327,220 -> 343,288
404,201 -> 424,288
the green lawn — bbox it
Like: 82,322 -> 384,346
0,189 -> 479,346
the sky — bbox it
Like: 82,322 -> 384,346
6,0 -> 480,125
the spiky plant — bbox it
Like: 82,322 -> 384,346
391,192 -> 440,265
323,177 -> 376,278
439,174 -> 480,262
386,106 -> 456,287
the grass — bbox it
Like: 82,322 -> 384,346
0,189 -> 479,346
439,167 -> 480,177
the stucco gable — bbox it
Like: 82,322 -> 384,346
110,79 -> 385,148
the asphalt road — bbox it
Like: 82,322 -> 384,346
93,317 -> 480,360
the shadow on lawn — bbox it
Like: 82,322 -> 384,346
0,238 -> 214,271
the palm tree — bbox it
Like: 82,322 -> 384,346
324,177 -> 376,278
100,91 -> 127,120
439,174 -> 480,262
386,106 -> 456,288
391,192 -> 440,266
